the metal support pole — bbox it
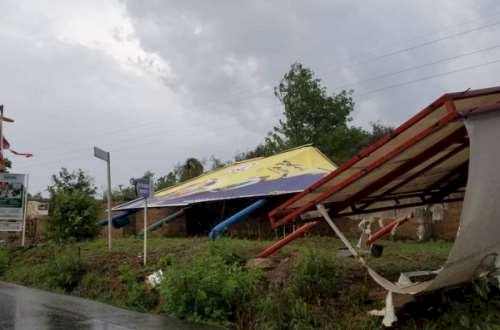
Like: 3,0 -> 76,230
0,105 -> 4,171
21,174 -> 29,247
94,146 -> 113,252
106,157 -> 112,252
316,204 -> 365,264
143,197 -> 148,266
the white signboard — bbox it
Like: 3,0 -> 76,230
0,173 -> 26,220
0,220 -> 22,232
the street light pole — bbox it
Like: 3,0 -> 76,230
94,146 -> 112,252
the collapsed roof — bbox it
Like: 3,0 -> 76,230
114,145 -> 336,210
269,86 -> 500,228
264,86 -> 500,326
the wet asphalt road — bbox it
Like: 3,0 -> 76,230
0,282 -> 217,330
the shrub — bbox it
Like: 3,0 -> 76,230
0,247 -> 9,276
45,254 -> 86,291
46,190 -> 100,242
118,264 -> 158,311
159,253 -> 260,325
290,249 -> 345,304
255,290 -> 325,330
208,239 -> 246,266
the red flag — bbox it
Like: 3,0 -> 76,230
9,149 -> 33,158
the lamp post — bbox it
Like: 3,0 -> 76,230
94,146 -> 112,251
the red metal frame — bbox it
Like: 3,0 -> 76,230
367,216 -> 411,245
271,101 -> 460,228
258,86 -> 500,258
422,161 -> 468,192
357,141 -> 468,211
269,86 -> 500,227
269,94 -> 452,223
256,221 -> 319,258
329,126 -> 466,214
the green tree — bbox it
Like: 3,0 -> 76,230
234,144 -> 273,161
112,184 -> 137,203
208,155 -> 226,170
155,172 -> 177,190
112,171 -> 157,202
262,62 -> 393,163
46,168 -> 99,242
48,168 -> 97,196
267,62 -> 355,162
176,158 -> 204,182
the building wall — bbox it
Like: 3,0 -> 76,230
339,202 -> 463,241
103,200 -> 463,241
131,207 -> 187,237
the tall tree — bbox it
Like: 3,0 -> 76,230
177,158 -> 204,182
268,63 -> 355,162
154,157 -> 206,192
48,168 -> 97,197
265,62 -> 393,163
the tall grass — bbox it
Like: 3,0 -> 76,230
0,247 -> 9,276
159,242 -> 261,326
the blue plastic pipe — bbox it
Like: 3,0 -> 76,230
209,199 -> 267,239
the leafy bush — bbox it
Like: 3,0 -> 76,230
46,190 -> 100,242
77,271 -> 112,301
159,253 -> 260,325
0,247 -> 9,276
255,290 -> 326,330
208,239 -> 246,266
45,254 -> 86,291
118,264 -> 158,311
290,249 -> 345,304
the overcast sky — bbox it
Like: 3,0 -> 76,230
1,0 -> 500,195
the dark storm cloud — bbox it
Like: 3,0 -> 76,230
121,0 -> 500,128
2,0 -> 500,194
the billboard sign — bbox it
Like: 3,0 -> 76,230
114,146 -> 338,210
0,173 -> 25,220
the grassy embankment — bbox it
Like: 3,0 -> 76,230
0,237 -> 499,329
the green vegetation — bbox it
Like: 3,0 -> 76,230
1,237 -> 499,329
46,191 -> 100,242
160,252 -> 260,326
118,264 -> 158,311
236,62 -> 393,163
46,168 -> 100,242
0,247 -> 9,276
44,253 -> 86,291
